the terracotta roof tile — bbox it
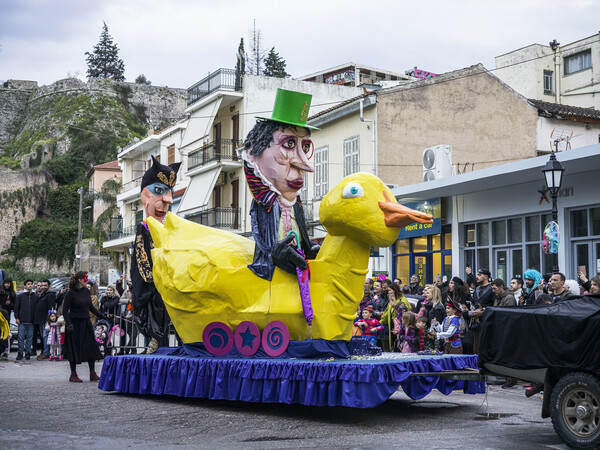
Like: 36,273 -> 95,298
528,99 -> 600,121
93,160 -> 121,170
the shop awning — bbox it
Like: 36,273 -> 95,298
177,167 -> 222,215
392,144 -> 600,201
180,97 -> 223,149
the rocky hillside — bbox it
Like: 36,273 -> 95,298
0,77 -> 187,278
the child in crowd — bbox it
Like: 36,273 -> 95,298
430,300 -> 463,354
415,316 -> 428,351
45,310 -> 63,361
354,305 -> 383,346
396,311 -> 419,353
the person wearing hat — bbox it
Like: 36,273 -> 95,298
242,88 -> 320,280
430,299 -> 463,354
354,305 -> 383,346
131,155 -> 181,354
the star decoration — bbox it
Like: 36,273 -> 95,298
240,326 -> 257,348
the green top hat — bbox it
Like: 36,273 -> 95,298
256,88 -> 320,130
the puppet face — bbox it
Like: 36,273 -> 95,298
141,183 -> 173,222
247,127 -> 314,202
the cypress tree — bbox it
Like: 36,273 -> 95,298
85,22 -> 125,81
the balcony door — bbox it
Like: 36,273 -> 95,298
231,178 -> 239,229
231,114 -> 239,161
214,122 -> 222,159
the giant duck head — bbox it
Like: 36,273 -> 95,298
320,173 -> 433,247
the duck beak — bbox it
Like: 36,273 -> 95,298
378,191 -> 434,228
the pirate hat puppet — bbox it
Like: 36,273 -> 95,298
141,155 -> 181,193
256,88 -> 320,130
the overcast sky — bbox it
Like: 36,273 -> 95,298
1,0 -> 599,89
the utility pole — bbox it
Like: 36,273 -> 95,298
77,187 -> 83,271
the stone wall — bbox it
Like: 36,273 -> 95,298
16,256 -> 73,277
0,86 -> 34,149
0,169 -> 55,252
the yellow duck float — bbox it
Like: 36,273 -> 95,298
146,172 -> 433,343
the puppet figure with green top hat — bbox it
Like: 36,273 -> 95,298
241,88 -> 321,281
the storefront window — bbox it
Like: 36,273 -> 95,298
431,234 -> 441,251
464,224 -> 475,248
477,248 -> 490,270
592,208 -> 600,236
508,218 -> 522,243
492,220 -> 506,245
395,255 -> 410,285
413,237 -> 427,253
394,239 -> 409,254
433,253 -> 442,280
527,244 -> 540,272
571,209 -> 588,237
443,232 -> 452,250
477,222 -> 489,246
512,248 -> 523,278
525,216 -> 539,242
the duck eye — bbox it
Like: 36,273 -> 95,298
342,182 -> 364,199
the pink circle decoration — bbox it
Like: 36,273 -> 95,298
234,321 -> 261,356
261,321 -> 290,357
202,322 -> 234,356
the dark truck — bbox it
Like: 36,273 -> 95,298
478,294 -> 600,448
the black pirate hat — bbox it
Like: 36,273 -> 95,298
141,155 -> 181,191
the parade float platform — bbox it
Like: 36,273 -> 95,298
98,344 -> 485,408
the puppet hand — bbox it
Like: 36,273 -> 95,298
272,236 -> 307,275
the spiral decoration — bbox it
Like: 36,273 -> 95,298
261,321 -> 290,357
234,321 -> 261,357
202,322 -> 234,356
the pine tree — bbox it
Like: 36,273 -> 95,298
85,22 -> 125,81
263,47 -> 289,78
235,38 -> 245,90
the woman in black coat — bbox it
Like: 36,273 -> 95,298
63,271 -> 108,383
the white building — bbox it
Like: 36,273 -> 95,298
391,144 -> 600,284
103,121 -> 188,275
176,71 -> 364,236
495,33 -> 600,109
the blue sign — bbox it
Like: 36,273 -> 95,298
397,198 -> 441,239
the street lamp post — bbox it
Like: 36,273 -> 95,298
542,151 -> 565,272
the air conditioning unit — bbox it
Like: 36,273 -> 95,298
216,172 -> 226,186
422,145 -> 452,182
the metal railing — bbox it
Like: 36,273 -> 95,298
187,68 -> 241,105
120,177 -> 143,194
95,304 -> 180,355
186,207 -> 241,229
106,217 -> 137,241
187,139 -> 243,171
302,201 -> 314,222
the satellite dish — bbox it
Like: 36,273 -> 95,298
423,148 -> 435,170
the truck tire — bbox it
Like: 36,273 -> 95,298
550,372 -> 600,448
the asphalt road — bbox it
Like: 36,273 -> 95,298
0,355 -> 567,449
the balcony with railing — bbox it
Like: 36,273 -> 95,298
187,69 -> 242,106
186,207 -> 241,230
105,217 -> 137,243
302,201 -> 314,223
187,139 -> 243,172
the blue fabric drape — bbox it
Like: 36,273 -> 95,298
99,351 -> 485,408
174,339 -> 350,359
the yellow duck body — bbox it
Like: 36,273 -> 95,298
147,172 -> 433,343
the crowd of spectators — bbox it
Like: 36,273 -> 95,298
0,272 -> 150,361
354,267 -> 600,364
